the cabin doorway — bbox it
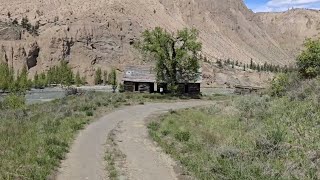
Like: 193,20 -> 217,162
184,84 -> 189,94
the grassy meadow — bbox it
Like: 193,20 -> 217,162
149,82 -> 320,179
0,92 -> 181,179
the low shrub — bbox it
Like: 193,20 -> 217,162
85,110 -> 94,116
1,93 -> 26,109
174,130 -> 190,142
148,122 -> 160,131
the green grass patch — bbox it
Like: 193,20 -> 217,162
0,92 -> 187,179
149,95 -> 320,180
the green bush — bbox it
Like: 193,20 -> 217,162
297,38 -> 320,78
2,94 -> 26,109
85,110 -> 94,116
118,83 -> 125,93
270,73 -> 289,97
148,122 -> 160,131
174,130 -> 190,142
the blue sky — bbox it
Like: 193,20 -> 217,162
244,0 -> 320,12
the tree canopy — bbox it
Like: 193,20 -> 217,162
108,68 -> 118,93
297,38 -> 320,78
138,27 -> 202,92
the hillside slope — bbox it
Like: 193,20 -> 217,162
0,0 -> 319,86
257,9 -> 320,61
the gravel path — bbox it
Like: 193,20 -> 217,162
56,101 -> 212,180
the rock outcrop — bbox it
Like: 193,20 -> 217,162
0,0 -> 319,86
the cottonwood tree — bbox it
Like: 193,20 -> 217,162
297,38 -> 320,78
138,27 -> 202,92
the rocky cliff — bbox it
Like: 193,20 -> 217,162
0,0 -> 319,86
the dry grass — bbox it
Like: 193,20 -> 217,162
149,95 -> 320,179
0,92 -> 181,179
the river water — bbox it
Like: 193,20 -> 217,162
0,87 -> 66,105
0,85 -> 114,105
25,87 -> 66,104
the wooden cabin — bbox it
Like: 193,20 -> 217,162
122,66 -> 202,94
122,66 -> 156,93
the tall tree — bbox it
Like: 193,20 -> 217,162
94,68 -> 102,85
0,63 -> 10,91
75,71 -> 82,87
59,61 -> 74,86
138,27 -> 202,93
17,66 -> 30,91
103,70 -> 108,85
297,38 -> 320,78
109,68 -> 117,93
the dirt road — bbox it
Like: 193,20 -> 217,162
56,101 -> 212,180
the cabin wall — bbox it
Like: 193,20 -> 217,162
124,81 -> 200,94
124,81 -> 154,93
187,83 -> 201,94
159,83 -> 200,94
124,81 -> 135,92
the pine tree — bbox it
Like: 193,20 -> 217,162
257,64 -> 261,72
75,71 -> 82,87
17,66 -> 30,91
217,60 -> 223,68
59,61 -> 74,86
33,72 -> 39,89
81,76 -> 87,85
39,72 -> 48,88
94,68 -> 102,85
109,68 -> 118,93
12,18 -> 18,25
47,67 -> 54,85
103,70 -> 108,85
0,63 -> 10,91
21,16 -> 31,31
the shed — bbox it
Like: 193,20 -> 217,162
122,66 -> 156,93
122,65 -> 202,94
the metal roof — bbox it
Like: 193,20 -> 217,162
122,66 -> 156,83
122,65 -> 202,83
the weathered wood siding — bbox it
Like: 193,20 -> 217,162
124,81 -> 154,93
124,81 -> 135,92
188,83 -> 201,94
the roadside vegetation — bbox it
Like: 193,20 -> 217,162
0,92 -> 186,179
148,38 -> 320,180
0,60 -> 120,94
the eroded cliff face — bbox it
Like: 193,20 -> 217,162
257,9 -> 320,59
0,0 -> 319,86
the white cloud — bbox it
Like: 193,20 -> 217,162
253,0 -> 320,12
267,0 -> 320,7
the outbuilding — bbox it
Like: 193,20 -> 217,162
122,65 -> 202,94
122,66 -> 156,93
